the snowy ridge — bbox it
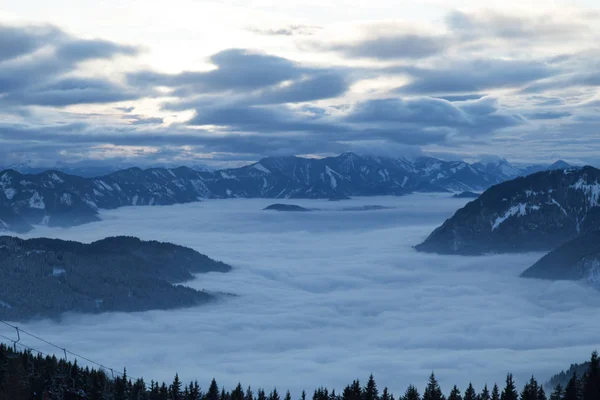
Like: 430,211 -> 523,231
0,153 -> 582,233
417,166 -> 600,254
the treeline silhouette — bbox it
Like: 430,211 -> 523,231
1,344 -> 599,400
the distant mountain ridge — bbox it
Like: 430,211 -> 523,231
0,153 -> 576,232
416,166 -> 600,255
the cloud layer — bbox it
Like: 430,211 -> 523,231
3,195 -> 598,395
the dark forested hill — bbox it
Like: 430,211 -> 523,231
521,230 -> 600,285
0,236 -> 231,321
416,167 -> 600,255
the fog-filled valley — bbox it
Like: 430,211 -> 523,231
2,194 -> 598,394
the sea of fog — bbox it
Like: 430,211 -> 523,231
2,193 -> 600,395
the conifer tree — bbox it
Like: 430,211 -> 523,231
448,386 -> 462,400
382,387 -> 390,400
285,390 -> 292,400
548,385 -> 562,400
491,384 -> 500,400
302,391 -> 306,400
207,379 -> 220,400
479,384 -> 491,400
402,385 -> 421,400
363,375 -> 379,400
500,375 -> 518,400
271,388 -> 281,400
520,376 -> 538,400
245,386 -> 255,400
464,383 -> 476,400
232,383 -> 245,400
582,351 -> 600,400
423,373 -> 445,400
258,388 -> 267,400
190,381 -> 202,400
344,380 -> 362,400
171,373 -> 182,400
562,373 -> 579,400
536,385 -> 546,400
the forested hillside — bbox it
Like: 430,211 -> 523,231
0,236 -> 231,321
0,344 -> 598,400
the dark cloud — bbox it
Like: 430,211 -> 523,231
128,49 -> 311,95
55,39 -> 138,62
0,22 -> 141,107
436,94 -> 485,102
395,58 -> 555,94
323,33 -> 448,60
526,111 -> 572,120
164,69 -> 350,111
0,24 -> 63,62
346,97 -> 524,136
115,106 -> 136,113
256,72 -> 348,104
3,77 -> 140,106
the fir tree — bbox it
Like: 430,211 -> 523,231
258,388 -> 267,400
423,373 -> 445,400
536,385 -> 546,400
464,383 -> 476,400
562,373 -> 579,400
271,388 -> 281,400
245,386 -> 255,400
344,380 -> 362,400
491,384 -> 500,400
190,381 -> 202,400
285,390 -> 292,400
171,373 -> 182,400
520,376 -> 538,400
363,375 -> 379,400
500,374 -> 518,400
582,351 -> 600,400
382,387 -> 390,400
207,379 -> 220,400
548,385 -> 562,400
402,385 -> 421,400
479,385 -> 491,400
232,383 -> 245,400
448,386 -> 462,400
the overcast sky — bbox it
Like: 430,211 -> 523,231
1,0 -> 600,167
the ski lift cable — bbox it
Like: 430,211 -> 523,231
0,319 -> 151,387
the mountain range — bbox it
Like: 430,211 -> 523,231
0,152 -> 574,232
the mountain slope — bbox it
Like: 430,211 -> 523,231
521,230 -> 600,284
416,167 -> 600,254
0,236 -> 231,321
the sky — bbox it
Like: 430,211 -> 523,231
3,194 -> 599,395
1,0 -> 600,168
